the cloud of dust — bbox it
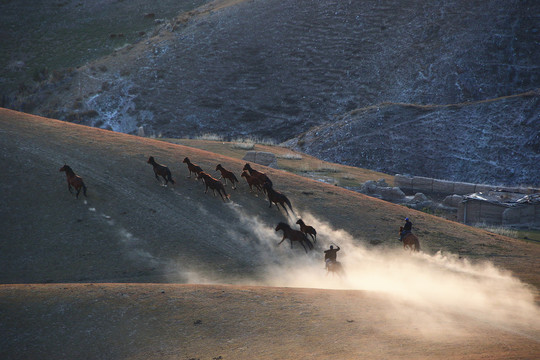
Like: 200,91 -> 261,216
177,205 -> 540,338
103,198 -> 539,339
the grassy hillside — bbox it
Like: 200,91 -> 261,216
0,0 -> 212,94
1,109 -> 539,359
1,107 -> 538,287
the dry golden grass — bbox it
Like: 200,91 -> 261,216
1,108 -> 539,359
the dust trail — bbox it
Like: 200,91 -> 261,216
178,206 -> 540,338
88,205 -> 167,270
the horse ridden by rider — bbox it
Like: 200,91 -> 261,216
324,244 -> 340,270
398,217 -> 420,251
324,244 -> 344,276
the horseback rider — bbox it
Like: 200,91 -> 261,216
400,217 -> 413,241
324,244 -> 340,269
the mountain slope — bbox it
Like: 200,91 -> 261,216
7,0 -> 540,186
1,109 -> 539,359
285,92 -> 540,186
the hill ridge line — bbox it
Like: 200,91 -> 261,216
348,88 -> 540,115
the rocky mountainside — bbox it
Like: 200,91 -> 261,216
284,93 -> 540,186
6,0 -> 540,186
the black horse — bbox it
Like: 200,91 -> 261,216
264,183 -> 295,216
275,222 -> 313,253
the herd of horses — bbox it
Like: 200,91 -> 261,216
59,154 -> 421,277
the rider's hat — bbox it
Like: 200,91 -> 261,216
405,217 -> 409,221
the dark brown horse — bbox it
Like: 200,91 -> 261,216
243,163 -> 272,188
59,164 -> 87,198
215,164 -> 239,189
275,222 -> 313,253
296,219 -> 317,243
183,157 -> 204,179
264,183 -> 295,216
197,171 -> 230,201
147,156 -> 175,185
241,170 -> 264,193
326,260 -> 344,277
399,226 -> 420,252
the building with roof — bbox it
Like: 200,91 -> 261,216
458,191 -> 540,227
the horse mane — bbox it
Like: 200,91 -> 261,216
276,222 -> 291,230
60,164 -> 75,175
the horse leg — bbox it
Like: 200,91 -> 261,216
217,188 -> 223,200
67,183 -> 73,194
280,203 -> 289,216
75,186 -> 81,199
277,236 -> 287,246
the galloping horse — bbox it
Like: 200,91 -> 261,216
241,170 -> 264,193
243,163 -> 272,188
215,164 -> 239,189
197,171 -> 230,201
275,222 -> 313,253
183,157 -> 204,179
296,219 -> 317,243
264,183 -> 295,216
147,156 -> 175,185
326,260 -> 344,277
399,226 -> 420,252
59,164 -> 87,198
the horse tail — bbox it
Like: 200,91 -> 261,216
304,237 -> 313,250
231,173 -> 239,183
285,197 -> 295,215
414,238 -> 421,252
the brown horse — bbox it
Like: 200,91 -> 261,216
243,163 -> 272,188
399,226 -> 420,252
215,164 -> 239,189
241,170 -> 264,193
296,219 -> 317,243
197,171 -> 230,201
326,260 -> 344,277
264,183 -> 295,216
147,156 -> 175,185
183,157 -> 204,179
275,222 -> 313,253
59,164 -> 87,198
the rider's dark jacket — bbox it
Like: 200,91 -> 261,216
403,220 -> 412,232
324,246 -> 340,262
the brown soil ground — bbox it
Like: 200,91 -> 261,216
1,108 -> 539,359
